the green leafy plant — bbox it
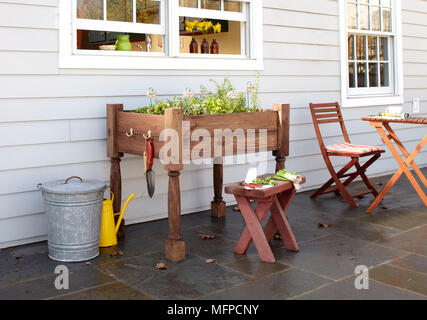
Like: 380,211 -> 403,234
133,78 -> 262,115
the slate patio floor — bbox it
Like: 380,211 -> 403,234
0,169 -> 426,300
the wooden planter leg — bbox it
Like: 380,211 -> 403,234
211,160 -> 226,218
107,104 -> 125,238
274,156 -> 286,172
166,170 -> 186,262
110,157 -> 124,237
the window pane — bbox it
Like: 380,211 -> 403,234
357,63 -> 367,87
77,29 -> 164,53
371,6 -> 381,31
370,0 -> 380,5
382,8 -> 392,32
356,35 -> 366,60
77,0 -> 103,20
359,4 -> 369,30
347,3 -> 357,29
368,36 -> 377,60
348,35 -> 355,60
349,63 -> 355,88
179,18 -> 243,55
382,0 -> 391,7
360,0 -> 369,4
224,1 -> 242,12
380,63 -> 390,86
369,63 -> 378,87
179,0 -> 198,8
380,37 -> 389,60
201,0 -> 220,10
107,0 -> 133,22
136,0 -> 160,24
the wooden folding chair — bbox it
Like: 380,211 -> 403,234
309,102 -> 385,207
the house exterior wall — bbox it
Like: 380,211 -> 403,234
1,0 -> 426,248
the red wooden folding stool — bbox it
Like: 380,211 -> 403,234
225,177 -> 305,263
309,102 -> 385,207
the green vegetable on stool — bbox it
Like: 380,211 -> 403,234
272,169 -> 298,182
252,177 -> 277,186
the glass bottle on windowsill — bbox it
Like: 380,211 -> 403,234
201,38 -> 209,54
210,39 -> 219,54
190,38 -> 198,53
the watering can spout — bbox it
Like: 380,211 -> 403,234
115,193 -> 136,233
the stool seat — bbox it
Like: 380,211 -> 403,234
225,175 -> 305,263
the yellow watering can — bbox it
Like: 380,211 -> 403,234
100,191 -> 136,247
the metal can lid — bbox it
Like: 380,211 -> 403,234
39,176 -> 106,195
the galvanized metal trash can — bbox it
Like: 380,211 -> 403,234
38,176 -> 106,262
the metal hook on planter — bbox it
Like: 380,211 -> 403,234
126,128 -> 135,138
143,130 -> 152,140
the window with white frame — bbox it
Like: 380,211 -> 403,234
59,0 -> 263,70
341,0 -> 403,104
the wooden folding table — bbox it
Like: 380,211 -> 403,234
361,116 -> 427,213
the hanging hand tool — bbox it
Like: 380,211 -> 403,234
144,130 -> 155,198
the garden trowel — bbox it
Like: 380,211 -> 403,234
144,131 -> 155,198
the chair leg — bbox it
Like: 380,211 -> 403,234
324,157 -> 358,207
311,158 -> 357,199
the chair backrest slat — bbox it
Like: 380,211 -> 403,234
309,102 -> 350,149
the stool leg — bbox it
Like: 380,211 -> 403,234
234,199 -> 272,255
235,196 -> 276,263
270,195 -> 299,251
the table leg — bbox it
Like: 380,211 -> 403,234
234,196 -> 276,263
384,123 -> 427,188
367,126 -> 427,213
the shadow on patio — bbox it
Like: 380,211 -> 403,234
0,169 -> 426,300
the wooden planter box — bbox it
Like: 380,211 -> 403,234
107,104 -> 290,262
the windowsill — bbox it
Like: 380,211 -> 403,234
341,95 -> 404,108
58,53 -> 263,70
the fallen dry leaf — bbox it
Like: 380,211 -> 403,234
86,261 -> 91,265
118,250 -> 124,256
381,206 -> 388,210
376,182 -> 384,186
233,206 -> 240,212
15,256 -> 23,261
274,233 -> 282,240
200,234 -> 216,240
205,259 -> 216,264
156,263 -> 168,270
109,251 -> 118,257
318,222 -> 331,228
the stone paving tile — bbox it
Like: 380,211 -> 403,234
390,254 -> 427,274
0,242 -> 90,288
370,264 -> 427,297
376,225 -> 427,256
119,255 -> 249,300
274,234 -> 405,280
95,251 -> 181,289
318,218 -> 400,242
202,268 -> 330,300
0,264 -> 114,300
297,276 -> 426,300
53,281 -> 153,300
222,255 -> 290,279
358,205 -> 427,231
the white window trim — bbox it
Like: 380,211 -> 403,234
338,0 -> 404,107
58,0 -> 263,71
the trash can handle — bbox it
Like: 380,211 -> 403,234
64,176 -> 83,184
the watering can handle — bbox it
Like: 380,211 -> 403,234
64,176 -> 83,184
105,188 -> 114,203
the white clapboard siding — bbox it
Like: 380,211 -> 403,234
1,0 -> 427,249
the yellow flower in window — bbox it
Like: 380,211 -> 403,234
185,19 -> 198,37
213,23 -> 221,34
